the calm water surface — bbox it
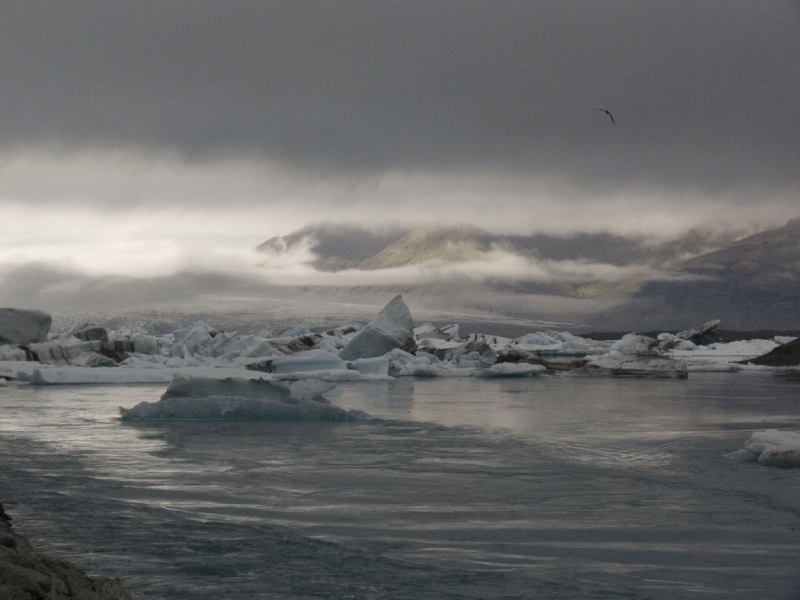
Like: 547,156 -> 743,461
1,373 -> 800,599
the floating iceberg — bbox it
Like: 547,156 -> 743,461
120,376 -> 369,422
414,324 -> 460,342
668,339 -> 779,371
348,357 -> 390,376
32,367 -> 175,385
0,308 -> 51,345
585,352 -> 688,378
338,295 -> 416,361
28,366 -> 268,385
609,334 -> 659,355
68,322 -> 109,342
744,430 -> 800,468
28,341 -> 117,367
0,345 -> 27,362
399,363 -> 469,377
120,395 -> 369,421
247,349 -> 346,374
675,319 -> 720,345
473,363 -> 546,377
509,330 -> 600,355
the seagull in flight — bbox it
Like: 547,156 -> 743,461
595,108 -> 615,125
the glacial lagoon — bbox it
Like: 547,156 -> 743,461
2,373 -> 800,599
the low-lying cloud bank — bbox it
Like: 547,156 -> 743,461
0,257 -> 623,330
256,242 -> 696,287
2,148 -> 796,267
1,147 -> 794,294
0,234 -> 694,309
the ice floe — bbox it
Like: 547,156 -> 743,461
669,339 -> 780,371
585,352 -> 688,379
247,349 -> 346,374
744,430 -> 800,468
120,376 -> 369,421
474,363 -> 546,378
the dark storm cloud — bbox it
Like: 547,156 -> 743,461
1,1 -> 799,192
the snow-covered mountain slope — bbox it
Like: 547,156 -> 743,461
257,224 -> 408,272
256,224 -> 744,272
358,227 -> 493,269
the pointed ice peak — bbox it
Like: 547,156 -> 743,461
338,295 -> 415,361
372,295 -> 414,333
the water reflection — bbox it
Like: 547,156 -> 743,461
3,374 -> 800,598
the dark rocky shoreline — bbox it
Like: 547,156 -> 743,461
0,503 -> 130,600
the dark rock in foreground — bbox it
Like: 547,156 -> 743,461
0,503 -> 130,600
741,337 -> 800,367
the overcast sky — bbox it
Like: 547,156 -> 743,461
2,1 -> 800,279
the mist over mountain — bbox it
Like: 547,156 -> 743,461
2,220 -> 794,335
600,218 -> 800,330
681,217 -> 800,280
255,221 -> 799,330
257,224 -> 745,271
256,225 -> 408,272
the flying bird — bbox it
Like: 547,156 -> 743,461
595,109 -> 615,125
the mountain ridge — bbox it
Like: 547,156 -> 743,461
255,220 -> 799,329
257,223 -> 747,272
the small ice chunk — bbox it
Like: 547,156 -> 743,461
416,338 -> 463,352
0,345 -> 27,361
132,335 -> 160,355
414,324 -> 460,342
69,323 -> 108,342
513,331 -> 561,346
609,334 -> 659,355
247,349 -> 346,374
279,326 -> 313,337
31,367 -> 176,385
349,357 -> 390,376
586,352 -> 688,378
27,365 -> 277,385
170,322 -> 214,357
214,334 -> 277,360
474,363 -> 546,377
287,379 -> 338,401
414,351 -> 441,364
745,430 -> 800,468
28,341 -> 117,367
400,363 -> 469,377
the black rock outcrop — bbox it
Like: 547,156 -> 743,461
741,337 -> 800,367
0,503 -> 130,600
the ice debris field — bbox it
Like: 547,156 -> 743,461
2,297 -> 800,466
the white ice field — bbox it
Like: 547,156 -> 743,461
3,296 -> 800,466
